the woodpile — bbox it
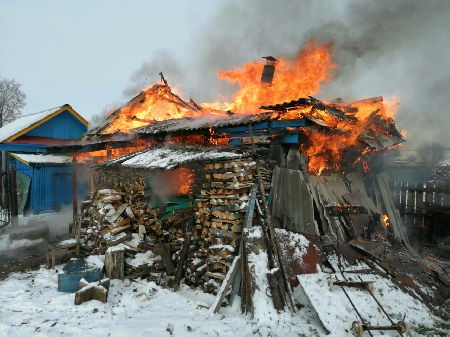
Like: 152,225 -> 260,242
78,155 -> 274,295
184,156 -> 273,295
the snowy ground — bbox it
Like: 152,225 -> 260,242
0,209 -> 72,279
0,262 -> 447,336
0,264 -> 325,337
0,210 -> 448,336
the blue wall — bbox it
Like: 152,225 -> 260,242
1,108 -> 89,214
14,159 -> 73,213
25,109 -> 87,139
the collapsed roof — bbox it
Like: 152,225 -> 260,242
79,84 -> 404,155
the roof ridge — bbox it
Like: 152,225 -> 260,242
19,104 -> 68,118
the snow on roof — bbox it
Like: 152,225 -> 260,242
0,105 -> 66,142
9,153 -> 73,165
0,104 -> 87,142
95,146 -> 241,170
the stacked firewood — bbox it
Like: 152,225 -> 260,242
183,156 -> 273,295
79,156 -> 273,293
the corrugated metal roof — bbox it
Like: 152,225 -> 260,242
94,146 -> 241,170
9,153 -> 73,165
133,112 -> 273,135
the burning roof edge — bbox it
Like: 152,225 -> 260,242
93,146 -> 242,170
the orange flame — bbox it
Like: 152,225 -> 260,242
103,39 -> 337,135
299,95 -> 401,174
74,140 -> 152,163
166,168 -> 194,195
382,214 -> 390,227
90,38 -> 402,176
206,39 -> 336,114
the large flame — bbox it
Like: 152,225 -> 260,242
204,39 -> 336,113
297,96 -> 401,174
104,39 -> 336,134
94,38 -> 402,176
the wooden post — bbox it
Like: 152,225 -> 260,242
72,157 -> 78,223
1,151 -> 6,208
248,124 -> 295,312
9,164 -> 18,226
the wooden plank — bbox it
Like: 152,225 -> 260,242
156,242 -> 175,274
248,124 -> 294,312
215,121 -> 269,133
376,173 -> 409,244
106,203 -> 129,224
229,183 -> 257,306
174,227 -> 192,292
271,119 -> 305,128
243,184 -> 258,229
209,256 -> 241,315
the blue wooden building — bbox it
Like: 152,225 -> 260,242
0,104 -> 88,214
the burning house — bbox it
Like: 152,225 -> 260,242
45,41 -> 449,335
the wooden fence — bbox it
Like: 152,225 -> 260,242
389,181 -> 450,244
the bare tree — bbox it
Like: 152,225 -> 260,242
0,76 -> 26,128
417,142 -> 447,166
88,105 -> 120,129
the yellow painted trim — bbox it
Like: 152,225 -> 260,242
4,104 -> 89,142
8,152 -> 30,166
65,106 -> 89,127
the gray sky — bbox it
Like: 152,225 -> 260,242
1,0 -> 449,148
0,0 -> 225,118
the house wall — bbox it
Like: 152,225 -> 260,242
24,109 -> 87,139
13,159 -> 73,213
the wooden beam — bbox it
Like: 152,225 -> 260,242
229,183 -> 258,305
174,225 -> 192,292
209,256 -> 241,315
156,241 -> 175,274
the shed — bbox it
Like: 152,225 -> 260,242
0,104 -> 88,214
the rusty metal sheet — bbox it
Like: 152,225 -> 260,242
275,229 -> 321,288
323,244 -> 372,272
349,239 -> 386,258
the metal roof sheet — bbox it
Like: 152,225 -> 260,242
9,152 -> 73,165
94,146 -> 241,170
133,112 -> 273,135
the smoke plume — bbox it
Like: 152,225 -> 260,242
123,50 -> 184,99
125,0 -> 450,148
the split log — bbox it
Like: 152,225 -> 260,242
105,247 -> 125,279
